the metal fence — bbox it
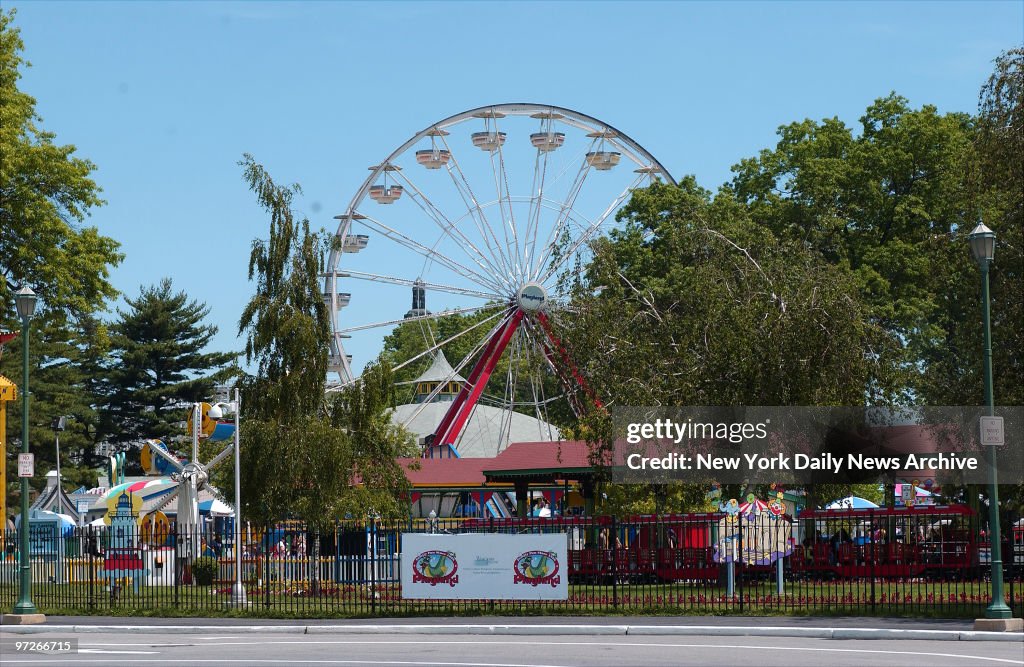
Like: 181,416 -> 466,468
1,509 -> 1021,618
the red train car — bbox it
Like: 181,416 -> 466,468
792,505 -> 977,580
464,506 -> 983,583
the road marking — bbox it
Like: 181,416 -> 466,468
198,637 -> 242,640
0,661 -> 570,666
1,638 -> 1019,665
78,649 -> 161,654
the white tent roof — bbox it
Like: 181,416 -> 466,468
412,351 -> 467,384
391,402 -> 559,458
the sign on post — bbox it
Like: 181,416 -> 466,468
980,416 -> 1005,446
401,533 -> 568,600
17,452 -> 34,477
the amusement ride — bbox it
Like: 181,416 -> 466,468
324,104 -> 676,456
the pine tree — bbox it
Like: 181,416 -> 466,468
104,278 -> 237,453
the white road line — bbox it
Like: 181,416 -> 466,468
78,649 -> 161,654
197,637 -> 242,640
1,639 -> 1018,666
0,661 -> 570,666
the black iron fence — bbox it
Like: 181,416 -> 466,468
1,508 -> 1021,618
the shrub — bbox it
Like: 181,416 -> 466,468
192,557 -> 218,586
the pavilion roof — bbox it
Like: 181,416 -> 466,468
483,440 -> 595,482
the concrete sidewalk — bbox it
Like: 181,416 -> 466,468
1,615 -> 1021,642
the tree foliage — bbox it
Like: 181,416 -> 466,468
1,10 -> 121,500
565,179 -> 883,408
329,362 -> 416,520
104,278 -> 238,448
237,154 -> 330,423
557,179 -> 887,513
0,10 -> 122,317
234,156 -> 413,528
729,95 -> 976,402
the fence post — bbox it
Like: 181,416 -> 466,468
371,516 -> 377,616
264,524 -> 270,609
870,511 -> 876,612
88,527 -> 96,611
173,526 -> 180,608
738,511 -> 744,613
611,516 -> 618,610
776,552 -> 784,597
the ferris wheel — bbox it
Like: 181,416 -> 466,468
325,104 -> 675,454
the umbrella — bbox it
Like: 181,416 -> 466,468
825,496 -> 879,509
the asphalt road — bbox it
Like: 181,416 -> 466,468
1,631 -> 1021,667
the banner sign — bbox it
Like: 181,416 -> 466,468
401,533 -> 568,601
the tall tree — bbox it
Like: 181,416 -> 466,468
0,10 -> 122,317
1,9 -> 122,501
728,95 -> 976,402
233,155 -> 413,530
919,49 -> 1024,408
561,179 -> 888,513
103,278 -> 238,450
567,179 -> 885,408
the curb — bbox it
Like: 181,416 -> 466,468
1,623 -> 1022,642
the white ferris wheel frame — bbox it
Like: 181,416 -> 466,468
325,103 -> 677,387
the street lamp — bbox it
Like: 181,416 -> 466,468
969,222 -> 1012,621
13,286 -> 38,617
207,390 -> 247,606
51,416 -> 67,513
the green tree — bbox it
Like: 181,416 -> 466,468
0,10 -> 122,317
2,311 -> 112,500
234,156 -> 413,568
330,361 -> 416,520
919,49 -> 1024,408
103,278 -> 238,453
566,179 -> 884,409
1,9 -> 122,503
558,180 -> 887,514
729,95 -> 976,402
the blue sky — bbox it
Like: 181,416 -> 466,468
7,1 -> 1023,373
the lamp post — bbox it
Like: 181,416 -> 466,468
51,416 -> 67,513
969,222 -> 1012,621
13,286 -> 38,616
208,390 -> 247,606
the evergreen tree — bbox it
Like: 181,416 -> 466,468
104,278 -> 237,452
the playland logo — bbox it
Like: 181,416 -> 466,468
412,550 -> 459,587
513,550 -> 560,587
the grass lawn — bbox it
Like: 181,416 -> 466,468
2,579 -> 1021,619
